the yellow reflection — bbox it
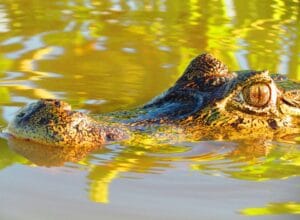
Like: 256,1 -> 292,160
87,155 -> 142,203
1,46 -> 57,99
20,46 -> 56,81
189,0 -> 201,25
272,0 -> 285,21
89,168 -> 119,203
3,84 -> 55,99
0,0 -> 299,211
0,87 -> 10,104
0,54 -> 13,73
240,202 -> 300,216
6,131 -> 184,204
4,128 -> 300,204
6,136 -> 99,167
191,141 -> 300,181
87,138 -> 185,203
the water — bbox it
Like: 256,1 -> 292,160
0,0 -> 300,219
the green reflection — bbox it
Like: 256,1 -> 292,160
5,135 -> 188,203
191,141 -> 300,181
0,0 -> 299,113
240,202 -> 300,216
0,0 -> 299,217
5,136 -> 300,204
0,55 -> 13,74
87,136 -> 192,203
0,139 -> 28,170
0,87 -> 10,104
87,148 -> 172,203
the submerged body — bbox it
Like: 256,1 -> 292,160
5,53 -> 300,147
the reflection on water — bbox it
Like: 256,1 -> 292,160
0,0 -> 300,219
3,136 -> 300,207
191,141 -> 300,181
240,201 -> 300,216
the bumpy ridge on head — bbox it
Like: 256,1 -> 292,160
176,53 -> 234,90
188,53 -> 229,77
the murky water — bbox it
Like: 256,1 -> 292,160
0,0 -> 299,219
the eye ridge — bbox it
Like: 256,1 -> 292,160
243,83 -> 271,108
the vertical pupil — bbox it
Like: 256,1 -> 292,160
244,83 -> 270,107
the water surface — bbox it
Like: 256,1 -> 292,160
0,0 -> 300,219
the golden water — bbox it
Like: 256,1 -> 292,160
0,0 -> 299,219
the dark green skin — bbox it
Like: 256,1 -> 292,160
5,53 -> 300,147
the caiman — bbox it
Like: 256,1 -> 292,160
4,53 -> 300,148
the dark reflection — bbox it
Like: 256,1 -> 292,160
4,133 -> 300,203
6,136 -> 100,167
0,0 -> 299,216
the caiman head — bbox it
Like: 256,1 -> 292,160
174,54 -> 300,140
5,99 -> 128,147
3,53 -> 300,146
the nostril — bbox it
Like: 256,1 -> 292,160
54,100 -> 60,107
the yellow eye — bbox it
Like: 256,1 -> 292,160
243,83 -> 271,107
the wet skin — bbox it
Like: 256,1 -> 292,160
4,53 -> 300,148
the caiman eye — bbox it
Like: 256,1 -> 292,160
243,83 -> 271,107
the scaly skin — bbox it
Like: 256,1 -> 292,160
5,53 -> 300,147
6,99 -> 129,147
